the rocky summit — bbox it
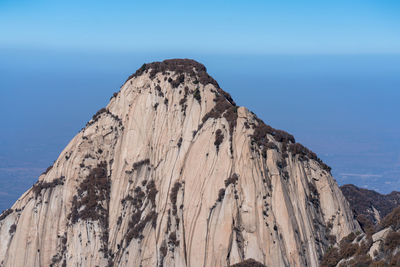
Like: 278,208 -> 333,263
0,59 -> 360,267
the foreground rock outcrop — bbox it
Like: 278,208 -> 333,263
0,59 -> 359,267
320,206 -> 400,267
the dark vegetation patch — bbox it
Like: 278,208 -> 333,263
126,59 -> 220,89
341,184 -> 400,226
379,206 -> 400,231
346,255 -> 374,267
68,162 -> 110,254
320,232 -> 370,267
308,182 -> 320,210
0,209 -> 13,221
91,108 -> 106,122
225,173 -> 239,187
320,247 -> 340,267
209,173 -> 240,205
250,117 -> 293,159
217,188 -> 226,202
251,117 -> 294,145
224,106 -> 238,155
229,259 -> 266,267
159,181 -> 183,259
179,86 -> 189,114
69,162 -> 109,224
155,84 -> 164,97
146,180 -> 158,207
200,92 -> 237,130
8,224 -> 16,234
86,108 -> 122,128
288,143 -> 331,172
50,234 -> 67,267
169,73 -> 185,88
177,137 -> 183,148
32,176 -> 65,199
168,231 -> 179,247
384,231 -> 400,251
265,142 -> 278,151
356,214 -> 375,235
193,88 -> 201,103
214,129 -> 224,153
170,181 -> 181,216
327,234 -> 336,246
121,180 -> 158,246
233,224 -> 245,262
249,116 -> 331,172
339,241 -> 359,259
42,165 -> 53,175
198,90 -> 237,154
125,210 -> 157,244
389,253 -> 400,266
159,241 -> 168,267
166,212 -> 172,234
321,205 -> 400,267
110,92 -> 119,100
132,159 -> 150,171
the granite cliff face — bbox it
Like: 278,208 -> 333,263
0,59 -> 359,267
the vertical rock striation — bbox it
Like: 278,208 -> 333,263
0,59 -> 359,267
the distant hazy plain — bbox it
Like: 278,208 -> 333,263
1,49 -> 399,211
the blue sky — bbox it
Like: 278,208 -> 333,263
1,0 -> 400,54
0,1 -> 400,211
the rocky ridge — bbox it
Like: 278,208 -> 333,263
341,184 -> 400,226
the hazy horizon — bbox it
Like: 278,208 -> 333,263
1,48 -> 399,211
1,0 -> 400,211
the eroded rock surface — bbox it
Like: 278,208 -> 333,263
0,59 -> 359,267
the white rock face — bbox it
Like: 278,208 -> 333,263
0,60 -> 359,267
368,227 -> 392,259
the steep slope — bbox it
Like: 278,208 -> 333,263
0,59 -> 359,267
320,206 -> 400,267
341,184 -> 400,225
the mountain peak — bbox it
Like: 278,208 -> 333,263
0,60 -> 359,267
124,59 -> 236,106
127,58 -> 217,86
